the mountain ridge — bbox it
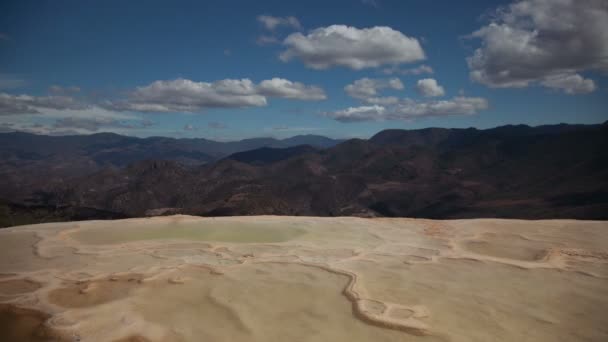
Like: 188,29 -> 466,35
1,122 -> 606,226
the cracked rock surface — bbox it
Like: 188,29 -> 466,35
1,215 -> 607,341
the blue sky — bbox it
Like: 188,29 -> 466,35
1,0 -> 607,140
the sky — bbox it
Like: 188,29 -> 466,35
0,0 -> 607,140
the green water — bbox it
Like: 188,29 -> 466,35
72,221 -> 306,245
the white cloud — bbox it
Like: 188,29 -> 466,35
0,92 -> 87,115
0,89 -> 153,135
106,78 -> 326,113
345,78 -> 403,105
6,104 -> 145,134
255,15 -> 301,47
381,64 -> 434,76
415,78 -> 445,97
325,96 -> 488,122
393,96 -> 487,118
117,78 -> 266,112
257,15 -> 301,31
258,78 -> 327,100
1,77 -> 326,117
540,73 -> 596,94
341,78 -> 471,121
0,94 -> 36,114
466,0 -> 607,93
325,105 -> 386,122
280,25 -> 425,70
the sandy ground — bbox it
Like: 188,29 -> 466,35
0,215 -> 607,341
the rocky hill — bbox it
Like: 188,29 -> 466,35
1,123 -> 607,226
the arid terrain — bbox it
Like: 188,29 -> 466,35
1,216 -> 607,341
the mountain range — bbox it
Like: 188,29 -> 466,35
1,122 -> 607,226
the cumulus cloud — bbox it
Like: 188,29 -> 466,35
255,15 -> 301,46
111,78 -> 266,112
381,64 -> 434,76
258,78 -> 327,100
0,92 -> 87,115
345,78 -> 404,98
325,105 -> 386,122
540,73 -> 596,94
325,96 -> 488,122
415,78 -> 445,97
338,77 -> 475,121
280,25 -> 425,70
345,78 -> 404,105
0,87 -> 154,134
257,15 -> 301,31
1,77 -> 326,116
105,78 -> 326,113
393,97 -> 487,118
466,0 -> 607,94
0,94 -> 36,115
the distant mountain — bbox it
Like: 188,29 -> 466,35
226,145 -> 318,165
1,123 -> 607,225
279,135 -> 342,148
0,132 -> 343,204
0,132 -> 343,167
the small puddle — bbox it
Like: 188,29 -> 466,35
72,221 -> 306,245
462,233 -> 551,261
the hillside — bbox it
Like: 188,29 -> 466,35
1,123 -> 607,225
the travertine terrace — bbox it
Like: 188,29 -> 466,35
1,216 -> 607,341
